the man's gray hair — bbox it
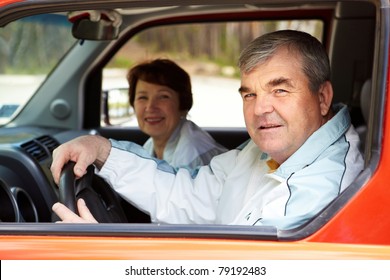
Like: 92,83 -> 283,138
238,29 -> 331,93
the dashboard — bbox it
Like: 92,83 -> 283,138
0,126 -> 94,223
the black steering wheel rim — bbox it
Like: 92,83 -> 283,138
58,161 -> 128,223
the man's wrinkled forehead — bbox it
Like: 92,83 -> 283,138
239,74 -> 295,94
239,49 -> 306,94
240,44 -> 300,74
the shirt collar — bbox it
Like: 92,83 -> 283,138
274,103 -> 351,178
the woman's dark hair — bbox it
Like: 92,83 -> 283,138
127,59 -> 193,111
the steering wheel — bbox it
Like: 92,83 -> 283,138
57,161 -> 128,223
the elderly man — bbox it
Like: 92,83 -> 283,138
51,30 -> 364,230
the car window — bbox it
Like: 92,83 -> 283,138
0,14 -> 75,125
102,20 -> 323,128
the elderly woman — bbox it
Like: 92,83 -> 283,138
127,58 -> 227,169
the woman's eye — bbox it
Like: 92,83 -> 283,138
136,95 -> 147,100
158,90 -> 174,98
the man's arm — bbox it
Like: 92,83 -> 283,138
96,139 -> 233,224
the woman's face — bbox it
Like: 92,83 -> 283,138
133,80 -> 184,144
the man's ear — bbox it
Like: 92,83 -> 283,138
318,81 -> 333,116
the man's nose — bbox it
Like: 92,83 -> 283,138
254,92 -> 274,115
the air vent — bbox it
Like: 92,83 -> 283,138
21,140 -> 48,161
21,135 -> 60,162
36,135 -> 59,153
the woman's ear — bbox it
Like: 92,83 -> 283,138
318,81 -> 333,116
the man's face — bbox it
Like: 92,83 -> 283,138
239,47 -> 331,164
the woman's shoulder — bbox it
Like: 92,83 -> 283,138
180,119 -> 227,150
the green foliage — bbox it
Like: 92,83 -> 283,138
113,20 -> 323,78
1,16 -> 323,77
0,15 -> 75,75
108,57 -> 135,69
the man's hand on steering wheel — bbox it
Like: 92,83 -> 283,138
53,161 -> 128,223
50,135 -> 111,185
52,199 -> 98,223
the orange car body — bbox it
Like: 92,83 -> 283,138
0,0 -> 390,260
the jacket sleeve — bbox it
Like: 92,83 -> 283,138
96,139 -> 234,224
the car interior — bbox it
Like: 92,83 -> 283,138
0,0 -> 382,240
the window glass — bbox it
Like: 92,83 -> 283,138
0,14 -> 75,125
102,20 -> 323,128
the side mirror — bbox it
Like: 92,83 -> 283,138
68,10 -> 122,40
101,88 -> 135,126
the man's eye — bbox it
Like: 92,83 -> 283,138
243,93 -> 256,100
274,89 -> 288,96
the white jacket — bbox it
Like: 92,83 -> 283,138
98,104 -> 364,230
143,119 -> 227,169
